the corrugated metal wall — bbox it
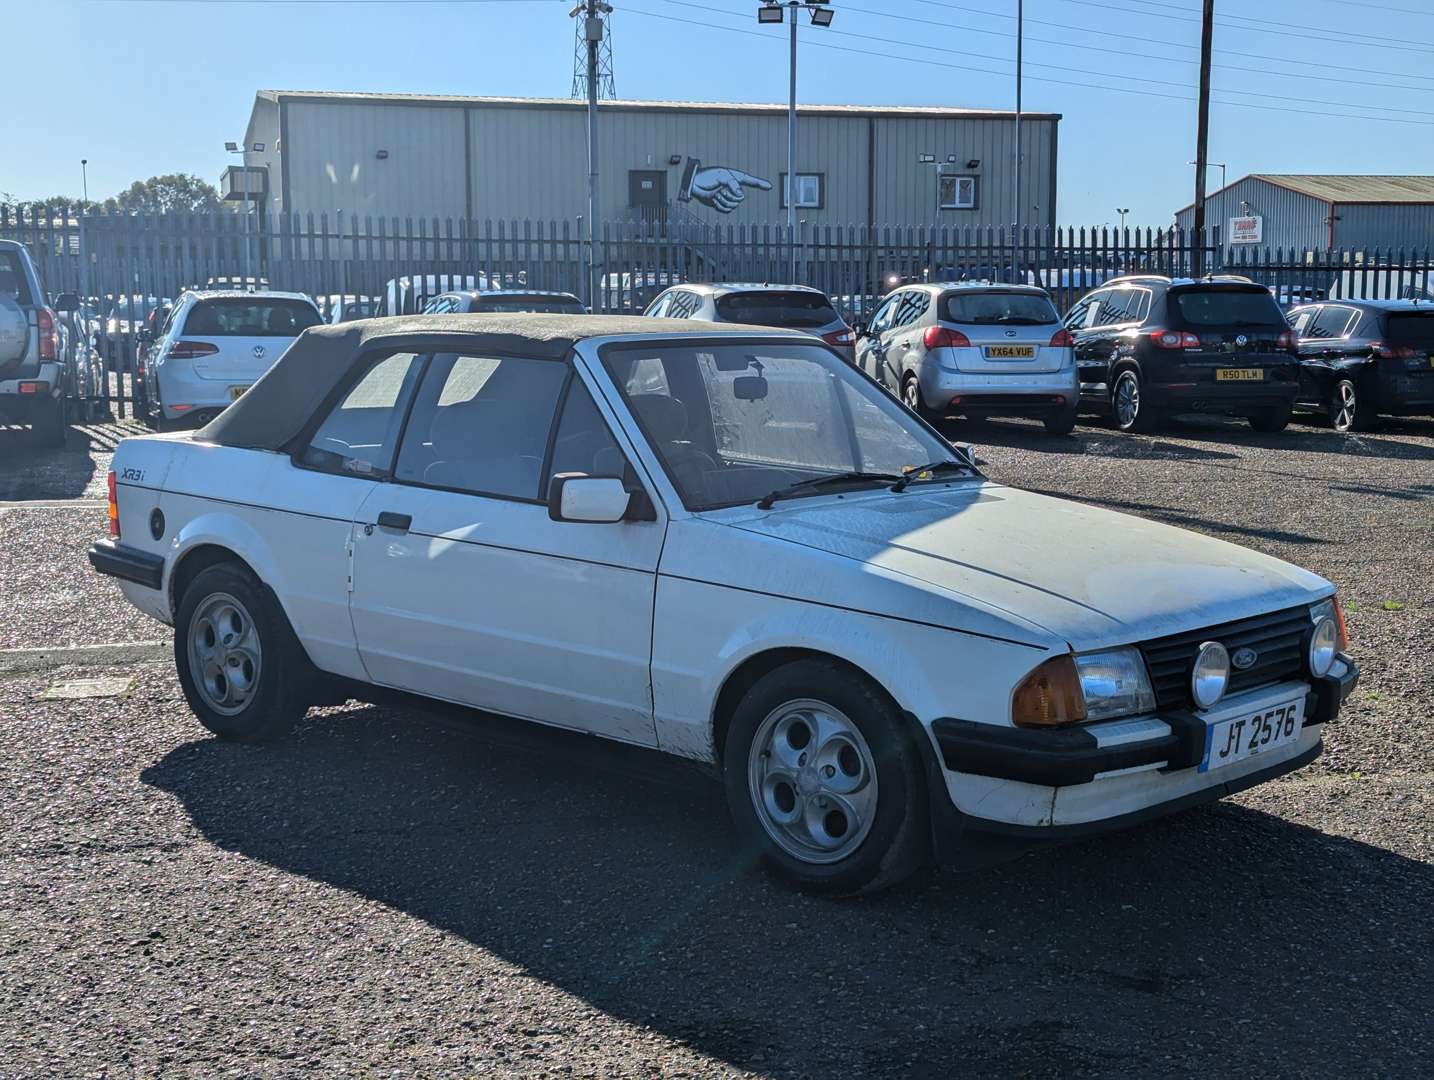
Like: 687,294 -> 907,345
1333,203 -> 1434,250
267,96 -> 1053,229
1175,177 -> 1328,253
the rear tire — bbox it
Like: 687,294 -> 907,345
1043,400 -> 1078,435
722,659 -> 929,895
1248,404 -> 1292,433
174,561 -> 311,742
1112,368 -> 1159,433
901,372 -> 937,421
1330,378 -> 1376,432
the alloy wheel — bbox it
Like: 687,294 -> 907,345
1332,381 -> 1357,432
747,699 -> 879,865
903,377 -> 920,411
1115,372 -> 1140,428
187,591 -> 263,716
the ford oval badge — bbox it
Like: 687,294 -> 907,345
1231,647 -> 1258,670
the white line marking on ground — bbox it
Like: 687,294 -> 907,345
0,642 -> 169,675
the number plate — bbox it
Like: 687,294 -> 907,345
984,345 -> 1036,359
228,385 -> 251,401
1200,696 -> 1304,773
1215,368 -> 1264,382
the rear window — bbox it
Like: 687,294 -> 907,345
473,296 -> 585,314
0,251 -> 32,305
944,291 -> 1058,326
184,299 -> 321,337
1386,312 -> 1434,350
715,291 -> 839,329
1170,287 -> 1285,328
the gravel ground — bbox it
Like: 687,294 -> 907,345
1,412 -> 1431,1077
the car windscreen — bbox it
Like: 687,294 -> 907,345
715,291 -> 840,329
600,340 -> 957,511
1386,312 -> 1434,351
184,299 -> 322,337
1170,287 -> 1286,328
0,251 -> 32,305
474,297 -> 585,314
943,291 -> 1057,326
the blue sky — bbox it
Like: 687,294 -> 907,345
4,0 -> 1433,225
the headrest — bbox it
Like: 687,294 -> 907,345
630,393 -> 687,444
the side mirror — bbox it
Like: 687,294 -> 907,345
54,292 -> 80,313
548,474 -> 634,524
136,327 -> 155,343
952,441 -> 980,468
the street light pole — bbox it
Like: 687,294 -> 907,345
80,159 -> 89,204
1117,207 -> 1130,231
1013,0 -> 1022,237
787,1 -> 797,282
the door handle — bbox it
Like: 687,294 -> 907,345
376,511 -> 412,532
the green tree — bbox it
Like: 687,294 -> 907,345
103,174 -> 223,213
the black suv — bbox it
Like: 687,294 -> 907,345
1287,299 -> 1434,431
1064,275 -> 1299,432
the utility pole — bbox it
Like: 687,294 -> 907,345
787,2 -> 797,282
572,1 -> 612,307
1013,0 -> 1022,237
1191,0 -> 1215,276
80,159 -> 89,204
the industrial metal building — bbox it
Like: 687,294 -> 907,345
230,91 -> 1059,230
1175,175 -> 1434,255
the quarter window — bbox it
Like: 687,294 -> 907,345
665,290 -> 703,319
938,174 -> 979,210
1308,305 -> 1358,340
302,351 -> 427,477
889,290 -> 931,329
394,353 -> 568,501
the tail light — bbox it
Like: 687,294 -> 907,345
923,326 -> 972,350
167,340 -> 220,360
1371,341 -> 1417,359
1049,328 -> 1075,348
1147,328 -> 1201,350
37,307 -> 58,361
822,328 -> 855,346
106,470 -> 120,538
1275,330 -> 1297,351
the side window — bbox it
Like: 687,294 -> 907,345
394,353 -> 568,501
547,379 -> 628,492
644,291 -> 672,318
868,294 -> 900,335
1309,305 -> 1356,340
1093,290 -> 1132,326
302,351 -> 427,477
1286,308 -> 1315,335
1063,297 -> 1092,330
423,295 -> 456,315
890,290 -> 930,330
666,290 -> 702,320
1129,289 -> 1153,323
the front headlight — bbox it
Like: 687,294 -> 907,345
1074,647 -> 1156,722
1308,598 -> 1344,677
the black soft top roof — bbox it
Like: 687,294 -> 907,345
196,312 -> 806,450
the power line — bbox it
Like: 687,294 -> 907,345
688,0 -> 1432,121
622,3 -> 1434,129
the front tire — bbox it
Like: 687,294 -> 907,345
1112,368 -> 1159,433
722,659 -> 929,895
175,562 -> 310,742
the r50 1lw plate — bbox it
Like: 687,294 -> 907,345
1215,368 -> 1264,382
1200,695 -> 1303,773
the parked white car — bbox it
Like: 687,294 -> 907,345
142,291 -> 322,429
90,314 -> 1357,893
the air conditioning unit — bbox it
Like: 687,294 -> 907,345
221,165 -> 269,202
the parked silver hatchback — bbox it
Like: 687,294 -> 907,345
856,282 -> 1079,434
642,283 -> 856,363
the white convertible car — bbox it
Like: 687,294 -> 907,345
90,314 -> 1358,893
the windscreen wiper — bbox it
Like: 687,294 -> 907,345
757,471 -> 904,510
890,460 -> 978,492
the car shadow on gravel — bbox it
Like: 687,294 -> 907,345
143,702 -> 1434,1077
0,425 -> 96,501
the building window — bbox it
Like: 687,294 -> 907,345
780,173 -> 824,210
938,174 -> 979,211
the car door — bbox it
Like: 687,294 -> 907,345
1286,306 -> 1322,403
854,293 -> 899,383
1299,304 -> 1361,402
347,347 -> 665,746
1066,291 -> 1110,397
884,290 -> 933,385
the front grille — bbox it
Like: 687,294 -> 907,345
1140,605 -> 1310,711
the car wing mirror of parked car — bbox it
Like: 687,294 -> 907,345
851,319 -> 868,337
548,474 -> 638,524
54,292 -> 80,313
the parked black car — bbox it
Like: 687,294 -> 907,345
1063,275 -> 1299,432
1286,299 -> 1434,432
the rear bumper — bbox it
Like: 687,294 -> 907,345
88,539 -> 165,591
920,365 -> 1079,412
156,362 -> 250,418
923,657 -> 1357,862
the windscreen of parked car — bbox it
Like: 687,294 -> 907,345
184,299 -> 322,337
943,291 -> 1058,325
0,251 -> 32,304
1386,312 -> 1434,351
1169,287 -> 1286,328
473,296 -> 586,314
715,291 -> 840,329
601,341 -> 959,511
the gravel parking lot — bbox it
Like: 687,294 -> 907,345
2,414 -> 1431,1077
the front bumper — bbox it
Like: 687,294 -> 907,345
923,657 -> 1358,863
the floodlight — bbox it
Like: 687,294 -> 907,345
757,4 -> 784,23
810,5 -> 834,25
224,141 -> 239,152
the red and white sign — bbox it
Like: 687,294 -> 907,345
1230,215 -> 1263,245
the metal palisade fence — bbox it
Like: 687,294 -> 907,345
4,204 -> 1432,416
